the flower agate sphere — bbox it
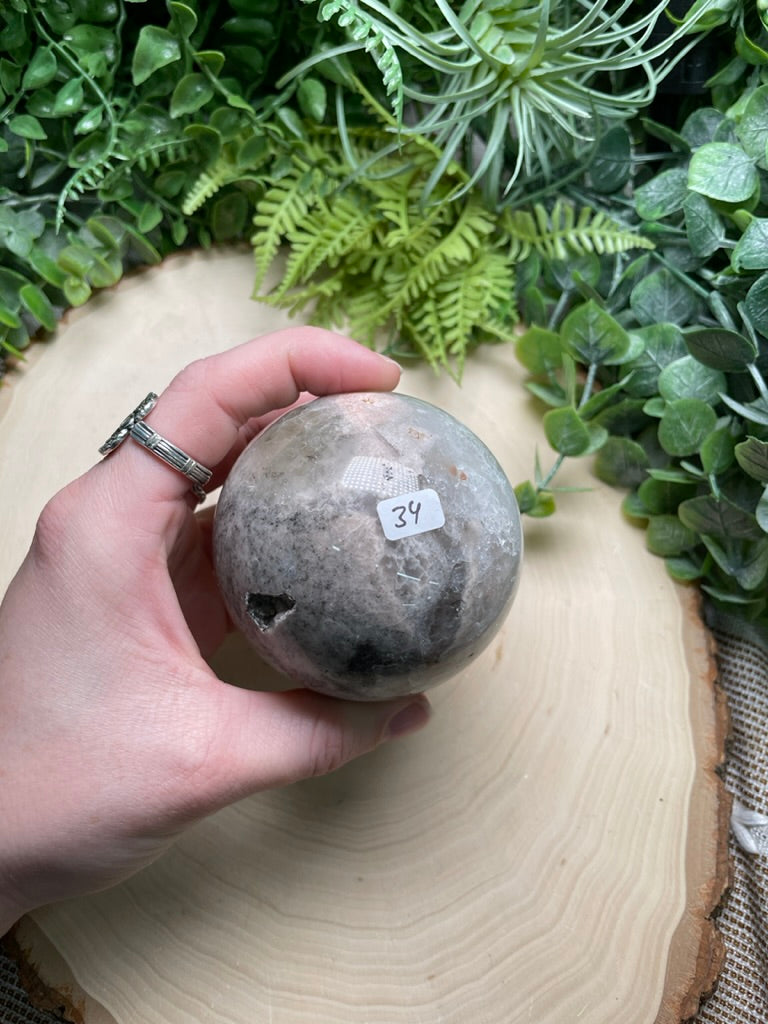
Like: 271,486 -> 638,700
213,392 -> 523,700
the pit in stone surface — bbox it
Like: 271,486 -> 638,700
245,592 -> 296,631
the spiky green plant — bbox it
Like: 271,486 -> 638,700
283,0 -> 719,205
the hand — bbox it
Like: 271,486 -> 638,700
0,328 -> 431,934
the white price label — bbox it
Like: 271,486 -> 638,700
377,488 -> 445,541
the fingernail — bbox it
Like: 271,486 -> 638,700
385,697 -> 431,739
380,354 -> 402,372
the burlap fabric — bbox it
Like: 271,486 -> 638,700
2,611 -> 767,1024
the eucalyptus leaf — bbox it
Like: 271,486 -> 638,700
665,555 -> 704,582
688,142 -> 758,203
646,515 -> 698,557
634,167 -> 690,221
682,326 -> 757,371
732,218 -> 768,270
701,426 -> 736,475
658,398 -> 718,456
735,436 -> 768,482
638,477 -> 697,515
679,493 -> 763,539
683,192 -> 726,258
744,273 -> 768,335
543,405 -> 592,456
515,326 -> 563,377
735,83 -> 768,160
630,269 -> 703,326
701,535 -> 768,590
623,324 -> 687,397
657,355 -> 727,404
593,437 -> 650,488
560,300 -> 631,366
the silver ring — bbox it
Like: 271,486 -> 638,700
99,392 -> 213,503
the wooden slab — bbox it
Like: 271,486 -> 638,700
1,249 -> 729,1024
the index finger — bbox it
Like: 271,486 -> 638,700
96,328 -> 401,509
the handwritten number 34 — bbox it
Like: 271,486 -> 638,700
392,500 -> 422,529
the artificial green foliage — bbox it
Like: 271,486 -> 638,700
0,0 -> 296,359
286,0 -> 718,204
511,7 -> 768,628
0,0 -> 676,371
8,0 -> 768,633
246,121 -> 648,375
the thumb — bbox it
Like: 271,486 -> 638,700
189,686 -> 432,811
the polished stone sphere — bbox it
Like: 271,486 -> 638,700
213,392 -> 523,700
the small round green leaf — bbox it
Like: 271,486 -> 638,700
8,114 -> 47,140
170,73 -> 214,117
168,1 -> 198,37
634,167 -> 690,220
665,555 -> 704,583
560,300 -> 631,366
594,437 -> 650,488
629,268 -> 703,327
74,107 -> 104,135
515,325 -> 563,377
52,78 -> 85,116
588,126 -> 632,194
735,436 -> 768,483
682,327 -> 757,371
658,398 -> 717,456
646,515 -> 698,557
21,47 -> 58,90
19,282 -> 56,332
688,142 -> 758,203
638,476 -> 696,515
683,192 -> 725,258
623,324 -> 687,398
211,191 -> 249,240
543,406 -> 591,457
732,218 -> 768,271
63,276 -> 92,307
743,273 -> 768,336
679,493 -> 763,540
131,26 -> 181,86
138,202 -> 163,234
194,50 -> 226,76
657,355 -> 727,404
513,480 -> 538,514
297,77 -> 327,122
701,427 -> 736,475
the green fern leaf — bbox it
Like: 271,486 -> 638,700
505,200 -> 654,262
435,249 -> 515,354
379,196 -> 496,312
403,293 -> 450,372
312,0 -> 404,122
274,194 -> 374,297
251,168 -> 318,292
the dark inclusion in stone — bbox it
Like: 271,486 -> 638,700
213,392 -> 523,700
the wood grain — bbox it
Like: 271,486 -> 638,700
1,249 -> 729,1024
